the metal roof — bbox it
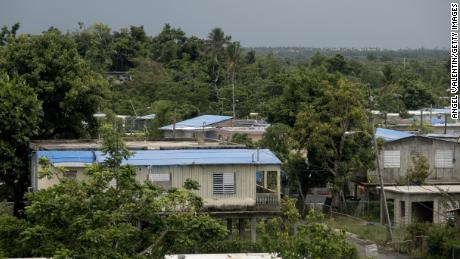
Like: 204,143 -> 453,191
36,149 -> 281,166
375,128 -> 414,141
36,151 -> 95,164
96,149 -> 281,166
382,185 -> 460,194
160,115 -> 232,130
138,114 -> 156,120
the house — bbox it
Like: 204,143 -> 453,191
372,135 -> 460,184
212,119 -> 270,142
31,148 -> 282,211
381,185 -> 460,225
159,115 -> 233,139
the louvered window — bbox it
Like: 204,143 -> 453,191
213,173 -> 235,194
383,150 -> 400,168
435,150 -> 453,168
149,173 -> 170,182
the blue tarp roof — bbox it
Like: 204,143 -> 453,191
37,149 -> 281,166
431,117 -> 445,125
160,115 -> 232,130
375,128 -> 414,142
36,151 -> 95,164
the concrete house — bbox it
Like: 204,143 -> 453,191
382,185 -> 460,225
159,115 -> 233,139
31,148 -> 282,211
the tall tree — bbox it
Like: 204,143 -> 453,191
294,78 -> 374,208
0,74 -> 41,214
1,29 -> 109,138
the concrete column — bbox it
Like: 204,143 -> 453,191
238,218 -> 245,239
394,199 -> 400,225
433,198 -> 439,224
406,201 -> 412,225
227,218 -> 233,240
251,217 -> 257,243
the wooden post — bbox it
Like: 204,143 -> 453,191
227,218 -> 233,240
251,217 -> 257,243
276,170 -> 281,202
263,171 -> 267,189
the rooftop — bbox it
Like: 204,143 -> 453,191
375,128 -> 414,142
381,185 -> 460,194
37,149 -> 282,166
160,115 -> 232,130
30,139 -> 236,151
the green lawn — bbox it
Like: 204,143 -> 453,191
326,215 -> 407,246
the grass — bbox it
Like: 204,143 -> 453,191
326,215 -> 407,246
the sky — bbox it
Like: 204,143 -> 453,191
0,0 -> 452,49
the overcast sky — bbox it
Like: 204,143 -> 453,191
0,0 -> 452,49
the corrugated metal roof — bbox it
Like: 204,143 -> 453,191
37,149 -> 281,166
96,149 -> 281,166
36,151 -> 95,164
382,185 -> 460,194
138,114 -> 156,120
376,128 -> 414,141
160,115 -> 232,130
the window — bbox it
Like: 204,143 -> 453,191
65,170 -> 77,180
213,172 -> 235,194
383,150 -> 400,168
435,150 -> 453,168
149,173 -> 170,182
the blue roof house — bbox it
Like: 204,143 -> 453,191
32,148 -> 282,211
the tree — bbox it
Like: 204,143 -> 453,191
294,78 -> 374,209
0,74 -> 41,214
399,76 -> 435,110
0,125 -> 226,258
227,41 -> 241,119
260,199 -> 358,259
396,154 -> 431,185
1,29 -> 109,138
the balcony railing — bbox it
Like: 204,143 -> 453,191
256,193 -> 280,206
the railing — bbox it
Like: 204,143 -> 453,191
256,193 -> 280,206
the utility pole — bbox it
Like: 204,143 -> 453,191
372,119 -> 393,243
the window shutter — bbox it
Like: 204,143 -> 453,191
149,173 -> 170,182
435,150 -> 453,168
383,150 -> 400,168
213,172 -> 235,194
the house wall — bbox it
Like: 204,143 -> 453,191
35,162 -> 280,209
377,138 -> 460,184
163,130 -> 196,139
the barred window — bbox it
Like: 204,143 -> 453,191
213,172 -> 235,194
